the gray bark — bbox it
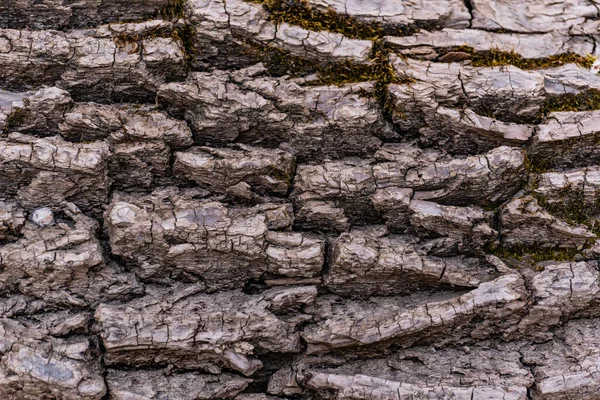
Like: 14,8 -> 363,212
1,0 -> 600,399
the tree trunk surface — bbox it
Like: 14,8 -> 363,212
1,0 -> 600,399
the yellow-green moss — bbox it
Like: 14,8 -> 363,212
244,42 -> 318,77
3,105 -> 30,133
541,89 -> 600,114
172,24 -> 197,69
251,0 -> 434,39
524,153 -> 551,174
112,24 -> 171,50
485,243 -> 580,268
310,41 -> 409,117
158,0 -> 186,19
523,184 -> 600,251
256,0 -> 384,40
238,1 -> 412,119
310,61 -> 387,84
371,40 -> 408,119
534,189 -> 600,235
444,46 -> 596,70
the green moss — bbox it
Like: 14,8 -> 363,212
443,46 -> 596,70
524,153 -> 551,174
244,42 -> 318,77
541,89 -> 600,114
517,88 -> 600,130
239,2 -> 410,119
485,243 -> 580,268
303,41 -> 409,118
310,61 -> 385,84
112,25 -> 170,50
371,40 -> 403,119
158,0 -> 186,19
251,0 -> 435,39
3,106 -> 31,133
248,41 -> 372,81
534,189 -> 600,235
256,0 -> 384,40
172,24 -> 197,70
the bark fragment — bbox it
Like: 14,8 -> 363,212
386,29 -> 595,60
0,318 -> 106,400
326,229 -> 500,296
106,369 -> 251,400
0,21 -> 185,102
294,144 -> 525,231
0,205 -> 141,308
95,285 -> 318,375
186,0 -> 373,68
174,145 -> 295,196
106,188 -> 324,287
0,133 -> 110,212
499,195 -> 596,249
157,66 -> 385,160
0,0 -> 171,30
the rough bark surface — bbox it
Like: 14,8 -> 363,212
1,0 -> 600,399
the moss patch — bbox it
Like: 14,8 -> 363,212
441,46 -> 596,70
112,24 -> 172,48
541,89 -> 600,114
524,152 -> 551,174
252,0 -> 438,39
524,89 -> 600,159
158,0 -> 186,19
3,103 -> 31,133
244,42 -> 318,77
155,0 -> 195,69
535,189 -> 600,234
305,41 -> 409,119
172,24 -> 197,69
240,1 -> 412,119
485,243 -> 580,269
256,0 -> 383,40
369,40 -> 409,119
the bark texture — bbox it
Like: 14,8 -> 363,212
1,0 -> 600,399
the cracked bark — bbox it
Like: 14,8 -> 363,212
1,0 -> 600,399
